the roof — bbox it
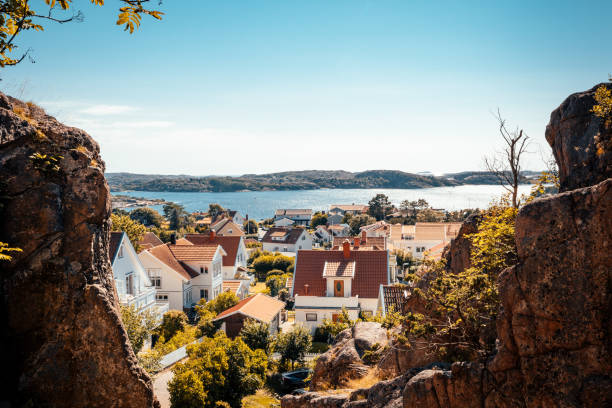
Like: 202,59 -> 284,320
147,244 -> 198,280
330,204 -> 368,212
213,293 -> 285,323
211,218 -> 245,236
168,244 -> 224,263
322,260 -> 356,278
293,250 -> 388,299
138,232 -> 163,251
262,227 -> 306,244
109,232 -> 124,263
332,235 -> 386,250
414,222 -> 462,241
361,221 -> 390,233
381,285 -> 410,314
175,237 -> 193,245
274,209 -> 312,217
223,280 -> 243,296
184,234 -> 243,267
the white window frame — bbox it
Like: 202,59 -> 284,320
305,313 -> 317,321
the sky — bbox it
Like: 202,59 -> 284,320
1,0 -> 610,176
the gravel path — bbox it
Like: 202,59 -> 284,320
153,368 -> 174,408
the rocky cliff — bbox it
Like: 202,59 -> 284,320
283,84 -> 612,407
0,94 -> 159,407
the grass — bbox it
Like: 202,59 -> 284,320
242,390 -> 280,408
345,369 -> 384,390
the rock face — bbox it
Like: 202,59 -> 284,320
443,213 -> 481,274
546,82 -> 612,192
0,94 -> 158,407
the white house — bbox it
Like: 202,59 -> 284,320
222,280 -> 251,300
210,218 -> 245,237
291,242 -> 390,333
262,227 -> 312,253
313,225 -> 332,244
274,217 -> 295,227
138,244 -> 196,311
184,232 -> 249,280
166,244 -> 227,304
109,232 -> 168,321
329,204 -> 368,216
227,210 -> 246,226
274,209 -> 312,226
328,223 -> 351,238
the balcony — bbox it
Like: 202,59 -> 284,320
294,295 -> 360,310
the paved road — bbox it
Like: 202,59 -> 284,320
153,368 -> 174,408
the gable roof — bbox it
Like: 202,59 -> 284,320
414,222 -> 462,241
211,218 -> 245,236
184,234 -> 243,267
262,227 -> 306,244
223,280 -> 244,296
213,293 -> 285,323
322,260 -> 356,278
147,244 -> 198,280
332,235 -> 386,250
138,232 -> 164,251
274,209 -> 312,217
330,204 -> 368,212
109,232 -> 124,264
293,250 -> 388,299
167,244 -> 225,263
380,284 -> 410,314
175,237 -> 193,245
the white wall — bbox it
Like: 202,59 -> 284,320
139,251 -> 191,311
325,277 -> 352,297
185,252 -> 224,304
294,307 -> 361,334
112,235 -> 156,311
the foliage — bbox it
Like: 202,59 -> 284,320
527,170 -> 560,202
0,241 -> 22,261
402,202 -> 518,361
265,273 -> 291,297
0,0 -> 162,67
272,255 -> 293,272
129,207 -> 163,227
416,208 -> 445,222
274,325 -> 312,370
169,333 -> 268,408
199,291 -> 240,315
316,307 -> 354,342
119,304 -> 158,355
348,214 -> 376,235
137,349 -> 162,375
208,203 -> 224,220
252,253 -> 293,281
239,318 -> 273,354
163,203 -> 191,230
394,250 -> 417,273
361,343 -> 385,365
243,219 -> 258,234
278,288 -> 290,302
159,310 -> 188,342
29,152 -> 63,173
196,308 -> 219,337
368,194 -> 392,220
154,325 -> 199,355
592,83 -> 612,127
310,212 -> 328,228
110,213 -> 146,251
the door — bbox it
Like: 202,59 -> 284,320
333,280 -> 344,297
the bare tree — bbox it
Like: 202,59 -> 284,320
484,110 -> 529,208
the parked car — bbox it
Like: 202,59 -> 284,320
281,368 -> 313,388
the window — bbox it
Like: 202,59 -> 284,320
156,294 -> 168,301
205,266 -> 209,274
204,289 -> 208,300
147,269 -> 161,288
118,247 -> 124,258
302,235 -> 305,240
126,274 -> 134,295
306,313 -> 317,321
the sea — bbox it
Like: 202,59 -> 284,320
112,185 -> 533,221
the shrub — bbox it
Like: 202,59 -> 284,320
159,310 -> 188,341
239,319 -> 273,354
274,325 -> 312,370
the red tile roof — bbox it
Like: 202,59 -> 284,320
262,227 -> 306,244
322,260 -> 356,277
332,236 -> 386,250
381,284 -> 410,314
293,250 -> 388,299
168,244 -> 222,263
184,234 -> 243,267
138,232 -> 163,251
213,293 -> 285,323
147,244 -> 198,280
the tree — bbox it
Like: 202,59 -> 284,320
199,291 -> 239,315
119,304 -> 158,354
265,273 -> 291,297
592,82 -> 612,128
243,219 -> 258,234
310,212 -> 328,228
208,203 -> 224,220
484,110 -> 530,209
130,207 -> 163,227
272,255 -> 293,272
111,213 -> 146,251
159,310 -> 188,342
169,333 -> 267,408
252,255 -> 276,280
0,0 -> 162,68
348,214 -> 375,235
368,194 -> 392,220
416,208 -> 445,222
163,203 -> 190,230
316,308 -> 354,342
239,318 -> 273,354
274,325 -> 312,370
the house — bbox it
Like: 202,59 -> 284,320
213,293 -> 286,338
378,284 -> 410,316
274,217 -> 295,227
227,210 -> 246,226
390,222 -> 462,259
262,227 -> 312,253
329,204 -> 369,216
327,223 -> 351,238
211,217 -> 245,237
138,243 -> 196,311
184,231 -> 249,280
313,225 -> 332,244
360,221 -> 391,238
109,232 -> 168,320
327,213 -> 344,225
137,231 -> 164,252
223,280 -> 250,300
274,209 -> 312,226
166,244 -> 227,304
291,241 -> 390,333
332,231 -> 386,250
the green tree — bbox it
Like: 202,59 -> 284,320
130,207 -> 163,227
208,203 -> 224,220
199,291 -> 240,315
316,307 -> 354,342
169,333 -> 267,408
310,212 -> 328,228
265,273 -> 291,297
368,194 -> 392,221
272,254 -> 293,272
111,213 -> 146,251
0,0 -> 162,68
274,325 -> 312,370
592,82 -> 612,127
416,208 -> 445,222
159,310 -> 188,342
163,203 -> 190,230
239,318 -> 273,354
196,308 -> 219,337
348,214 -> 376,235
119,304 -> 158,354
252,254 -> 276,280
243,219 -> 258,234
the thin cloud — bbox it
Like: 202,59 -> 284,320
80,104 -> 138,115
113,120 -> 174,128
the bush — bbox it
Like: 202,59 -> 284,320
316,308 -> 354,342
119,304 -> 158,355
159,310 -> 188,341
272,255 -> 293,272
239,319 -> 273,354
274,325 -> 312,370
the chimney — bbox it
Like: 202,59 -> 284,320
209,229 -> 216,239
354,237 -> 360,248
361,230 -> 367,243
170,233 -> 176,245
304,284 -> 309,295
342,240 -> 351,259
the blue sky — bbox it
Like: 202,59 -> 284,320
1,0 -> 610,175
